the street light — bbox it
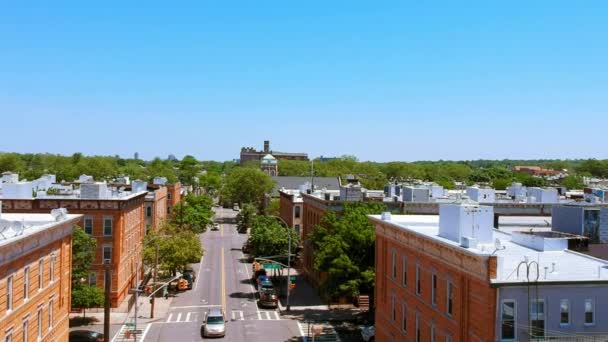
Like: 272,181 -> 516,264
267,215 -> 293,311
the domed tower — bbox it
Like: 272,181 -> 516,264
260,154 -> 278,176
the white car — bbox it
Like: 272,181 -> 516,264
202,309 -> 226,338
361,325 -> 375,342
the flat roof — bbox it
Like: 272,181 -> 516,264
0,213 -> 81,247
1,190 -> 147,201
371,214 -> 608,284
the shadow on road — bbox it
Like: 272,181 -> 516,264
228,291 -> 255,299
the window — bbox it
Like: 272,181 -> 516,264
585,299 -> 595,325
530,299 -> 545,338
294,224 -> 300,236
431,273 -> 437,306
501,300 -> 516,340
560,299 -> 570,325
167,193 -> 172,200
446,335 -> 452,342
103,217 -> 113,236
103,246 -> 112,263
146,206 -> 152,217
50,254 -> 56,283
6,275 -> 13,311
415,313 -> 420,342
446,281 -> 454,316
48,300 -> 53,330
431,324 -> 436,342
402,256 -> 407,287
89,272 -> 97,286
24,267 -> 30,300
5,331 -> 12,342
294,206 -> 301,219
22,319 -> 29,342
401,303 -> 407,333
391,294 -> 396,321
38,259 -> 44,290
167,207 -> 171,214
84,217 -> 93,235
37,308 -> 42,339
416,265 -> 421,295
392,250 -> 397,279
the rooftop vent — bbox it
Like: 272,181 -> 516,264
51,208 -> 69,221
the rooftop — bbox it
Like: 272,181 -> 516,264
0,211 -> 81,247
370,214 -> 608,284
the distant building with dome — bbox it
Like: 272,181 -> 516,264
260,154 -> 278,176
239,140 -> 308,165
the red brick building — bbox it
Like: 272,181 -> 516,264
0,211 -> 82,342
1,189 -> 147,308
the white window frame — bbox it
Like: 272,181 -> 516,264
37,307 -> 42,340
560,299 -> 570,326
22,318 -> 29,342
500,299 -> 517,341
431,272 -> 437,306
49,253 -> 56,283
6,275 -> 14,312
4,330 -> 12,342
103,217 -> 113,236
103,246 -> 112,263
402,256 -> 407,287
84,216 -> 94,235
24,267 -> 30,301
48,299 -> 53,331
584,299 -> 595,326
38,259 -> 44,290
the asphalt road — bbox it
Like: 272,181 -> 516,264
143,207 -> 303,342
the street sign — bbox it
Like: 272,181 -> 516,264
290,276 -> 297,281
262,263 -> 281,270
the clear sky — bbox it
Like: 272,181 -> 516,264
1,1 -> 607,162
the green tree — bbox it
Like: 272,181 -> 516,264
199,173 -> 222,195
179,155 -> 201,187
71,285 -> 105,318
310,202 -> 385,301
236,203 -> 257,233
222,168 -> 274,208
143,228 -> 204,275
0,153 -> 25,173
561,175 -> 584,190
169,194 -> 214,233
71,226 -> 97,286
249,216 -> 299,260
265,199 -> 280,217
492,178 -> 512,190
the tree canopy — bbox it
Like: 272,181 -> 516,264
221,168 -> 274,207
248,216 -> 299,262
71,226 -> 97,286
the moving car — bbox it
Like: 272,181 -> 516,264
202,308 -> 226,338
361,325 -> 375,342
69,330 -> 104,342
258,288 -> 278,308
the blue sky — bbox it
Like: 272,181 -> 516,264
1,1 -> 607,162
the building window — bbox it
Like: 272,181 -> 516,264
50,254 -> 56,283
38,259 -> 44,290
4,331 -> 12,342
447,281 -> 454,316
401,303 -> 407,333
84,217 -> 93,235
560,299 -> 570,325
103,217 -> 113,236
415,313 -> 420,342
416,265 -> 421,295
89,272 -> 97,286
391,294 -> 396,322
37,308 -> 42,339
530,299 -> 545,338
446,334 -> 452,342
431,273 -> 437,306
392,250 -> 397,279
295,206 -> 301,219
6,275 -> 13,311
167,207 -> 171,214
585,299 -> 595,325
167,193 -> 172,200
48,300 -> 53,330
22,320 -> 28,342
294,224 -> 300,236
431,324 -> 436,342
501,300 -> 516,340
103,246 -> 112,263
24,267 -> 30,300
146,206 -> 152,217
402,256 -> 407,287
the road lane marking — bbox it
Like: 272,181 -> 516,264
239,311 -> 244,320
297,321 -> 307,342
273,311 -> 280,320
176,312 -> 182,322
140,323 -> 152,341
185,312 -> 191,322
171,305 -> 220,309
166,313 -> 173,323
241,244 -> 262,320
194,254 -> 204,291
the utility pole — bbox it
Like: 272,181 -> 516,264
103,261 -> 111,340
134,261 -> 139,341
150,245 -> 159,318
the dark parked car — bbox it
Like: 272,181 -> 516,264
182,267 -> 196,290
69,330 -> 104,342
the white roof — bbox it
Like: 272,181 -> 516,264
0,213 -> 81,247
371,214 -> 608,284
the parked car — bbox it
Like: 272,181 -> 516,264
212,223 -> 220,231
177,278 -> 189,291
69,330 -> 104,342
233,203 -> 239,211
242,241 -> 251,254
258,288 -> 278,308
182,267 -> 196,290
259,279 -> 274,292
361,325 -> 375,342
202,308 -> 226,338
256,275 -> 270,289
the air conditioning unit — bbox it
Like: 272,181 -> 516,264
461,236 -> 478,249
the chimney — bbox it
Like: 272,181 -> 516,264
264,140 -> 270,153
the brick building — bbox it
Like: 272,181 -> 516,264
0,210 -> 82,342
370,202 -> 608,341
278,189 -> 303,239
240,140 -> 308,165
1,185 -> 147,308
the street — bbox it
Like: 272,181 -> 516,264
142,207 -> 304,342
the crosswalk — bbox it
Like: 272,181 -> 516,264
165,309 -> 281,323
111,322 -> 146,342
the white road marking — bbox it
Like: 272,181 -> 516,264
171,304 -> 220,309
239,311 -> 244,320
232,311 -> 235,320
176,312 -> 182,322
166,313 -> 173,323
185,312 -> 191,322
297,321 -> 308,342
241,244 -> 261,321
257,311 -> 262,320
273,311 -> 280,320
194,254 -> 204,291
140,323 -> 152,341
